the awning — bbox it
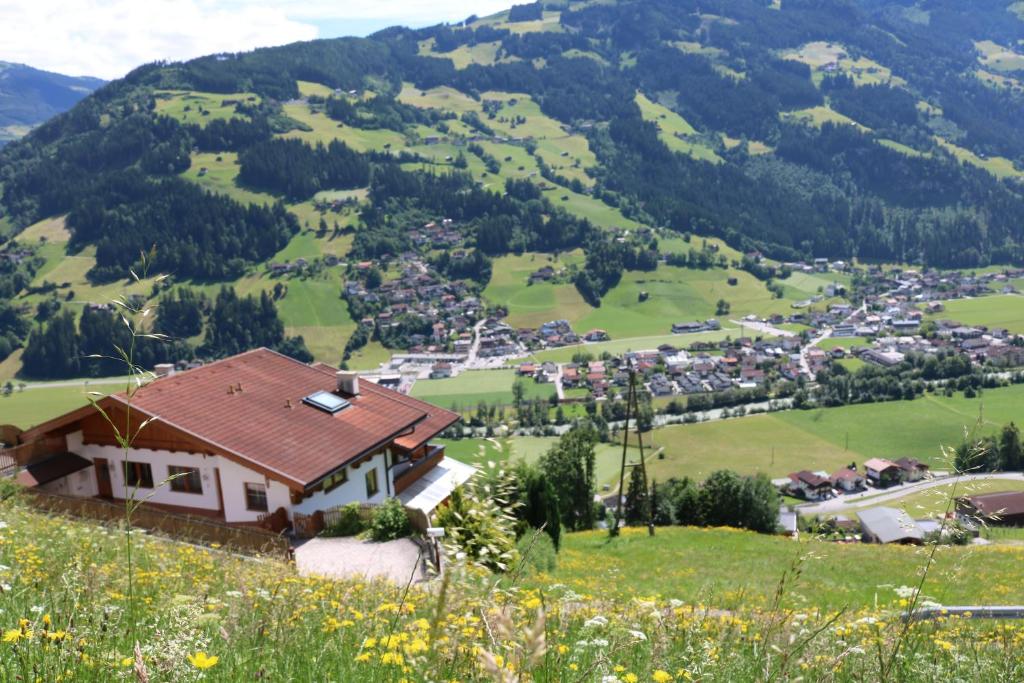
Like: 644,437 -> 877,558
16,453 -> 93,487
398,457 -> 476,514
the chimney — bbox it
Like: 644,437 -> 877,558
336,371 -> 359,396
153,363 -> 175,378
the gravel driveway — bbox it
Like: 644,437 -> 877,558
294,536 -> 429,584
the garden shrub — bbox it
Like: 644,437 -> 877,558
369,497 -> 411,541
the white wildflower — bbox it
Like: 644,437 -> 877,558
584,615 -> 609,629
628,629 -> 648,641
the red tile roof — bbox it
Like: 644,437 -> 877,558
36,349 -> 458,490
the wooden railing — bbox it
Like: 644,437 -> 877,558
22,488 -> 291,558
393,444 -> 445,495
2,437 -> 68,467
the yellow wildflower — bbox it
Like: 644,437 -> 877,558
624,674 -> 639,683
3,629 -> 22,643
187,652 -> 219,670
652,671 -> 674,683
121,657 -> 134,667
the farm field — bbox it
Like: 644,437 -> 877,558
571,265 -> 792,339
279,102 -> 407,153
0,380 -> 122,429
781,105 -> 870,132
640,385 -> 1024,484
926,294 -> 1024,333
974,39 -> 1024,72
934,136 -> 1023,180
817,336 -> 870,350
878,138 -> 930,158
529,329 -> 735,364
441,435 -> 640,486
634,92 -> 723,164
410,369 -> 557,410
153,90 -> 258,126
547,525 -> 1024,610
181,152 -> 274,206
482,251 -> 592,329
781,41 -> 904,87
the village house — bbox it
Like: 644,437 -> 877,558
787,470 -> 833,501
957,491 -> 1024,526
830,468 -> 865,493
7,349 -> 470,531
864,458 -> 903,488
895,457 -> 929,482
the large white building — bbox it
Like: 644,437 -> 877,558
8,348 -> 472,531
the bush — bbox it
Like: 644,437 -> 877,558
515,530 -> 557,575
322,502 -> 365,537
369,498 -> 411,541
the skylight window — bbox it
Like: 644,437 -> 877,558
302,390 -> 350,414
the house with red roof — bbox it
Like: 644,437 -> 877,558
6,349 -> 469,531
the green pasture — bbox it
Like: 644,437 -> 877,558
154,90 -> 258,127
927,294 -> 1024,332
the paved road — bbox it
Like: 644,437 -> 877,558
466,319 -> 487,365
294,536 -> 428,584
798,472 -> 1024,516
554,364 -> 565,400
16,377 -> 128,390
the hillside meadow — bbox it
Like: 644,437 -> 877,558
638,384 -> 1024,483
3,496 -> 1024,681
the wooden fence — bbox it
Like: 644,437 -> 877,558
23,489 -> 291,558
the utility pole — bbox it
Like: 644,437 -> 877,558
610,362 -> 655,537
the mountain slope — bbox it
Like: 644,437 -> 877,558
0,62 -> 105,144
2,0 -> 1024,375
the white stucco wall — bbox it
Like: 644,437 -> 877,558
63,430 -> 291,523
51,431 -> 397,524
40,465 -> 98,498
215,455 -> 293,523
291,451 -> 389,516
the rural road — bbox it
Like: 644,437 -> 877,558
798,472 -> 1024,516
16,377 -> 127,390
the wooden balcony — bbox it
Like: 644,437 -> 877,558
393,444 -> 445,495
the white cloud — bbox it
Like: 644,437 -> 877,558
0,1 -> 513,80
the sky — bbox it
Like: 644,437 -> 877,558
0,0 -> 512,80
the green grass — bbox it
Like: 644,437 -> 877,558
279,102 -> 407,153
16,215 -> 69,242
639,384 -> 1024,482
0,380 -> 122,429
635,92 -> 723,164
441,435 -> 639,486
817,336 -> 869,350
529,329 -> 736,364
1,495 -> 1020,681
572,265 -> 790,338
345,340 -> 392,370
550,525 -> 1024,610
409,369 -> 558,409
974,39 -> 1024,72
154,90 -> 258,127
181,152 -> 275,206
926,295 -> 1024,332
934,136 -> 1023,180
297,80 -> 335,98
482,251 -> 593,329
781,105 -> 870,132
878,138 -> 930,158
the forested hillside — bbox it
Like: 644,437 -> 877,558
2,0 -> 1024,375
